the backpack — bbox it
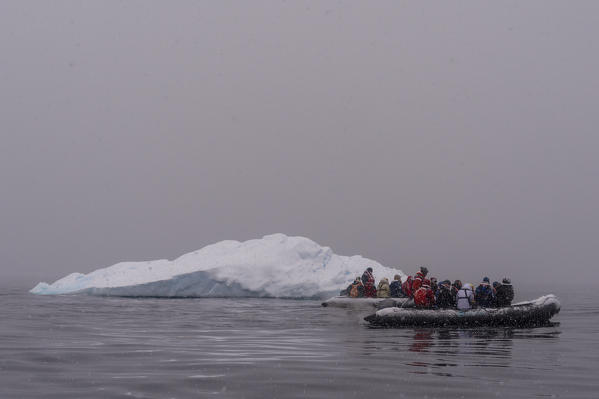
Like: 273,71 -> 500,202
350,283 -> 360,298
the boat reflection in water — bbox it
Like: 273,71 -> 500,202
403,327 -> 560,377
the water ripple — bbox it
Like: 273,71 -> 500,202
1,290 -> 597,398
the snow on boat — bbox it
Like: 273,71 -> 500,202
321,295 -> 412,310
364,294 -> 561,328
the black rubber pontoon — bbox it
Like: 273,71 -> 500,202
364,294 -> 560,328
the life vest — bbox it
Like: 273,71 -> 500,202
361,270 -> 374,285
364,279 -> 377,298
412,271 -> 425,292
402,277 -> 413,298
414,287 -> 434,307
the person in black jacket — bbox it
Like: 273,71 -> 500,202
429,277 -> 438,297
451,280 -> 462,298
491,281 -> 501,307
495,277 -> 514,307
436,280 -> 455,309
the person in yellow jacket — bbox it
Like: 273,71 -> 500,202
377,277 -> 391,298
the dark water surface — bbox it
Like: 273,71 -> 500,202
1,286 -> 597,398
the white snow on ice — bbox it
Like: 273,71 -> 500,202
30,234 -> 407,298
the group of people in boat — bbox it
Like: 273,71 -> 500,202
344,266 -> 515,309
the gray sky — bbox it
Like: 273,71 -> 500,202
1,1 -> 598,288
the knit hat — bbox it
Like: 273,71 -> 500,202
502,277 -> 511,285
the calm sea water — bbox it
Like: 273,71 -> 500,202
1,285 -> 597,399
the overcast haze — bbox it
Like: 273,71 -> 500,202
1,1 -> 598,288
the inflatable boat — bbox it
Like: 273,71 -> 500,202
364,294 -> 561,328
321,295 -> 412,310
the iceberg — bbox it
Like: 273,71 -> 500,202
30,234 -> 406,299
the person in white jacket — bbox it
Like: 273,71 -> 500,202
456,283 -> 475,310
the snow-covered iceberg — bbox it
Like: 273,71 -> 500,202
31,234 -> 406,299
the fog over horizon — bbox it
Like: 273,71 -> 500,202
1,1 -> 598,289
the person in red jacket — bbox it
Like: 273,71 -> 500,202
414,279 -> 435,308
361,267 -> 377,298
402,276 -> 413,298
411,266 -> 429,293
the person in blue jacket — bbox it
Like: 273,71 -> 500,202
389,274 -> 404,297
475,277 -> 495,307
